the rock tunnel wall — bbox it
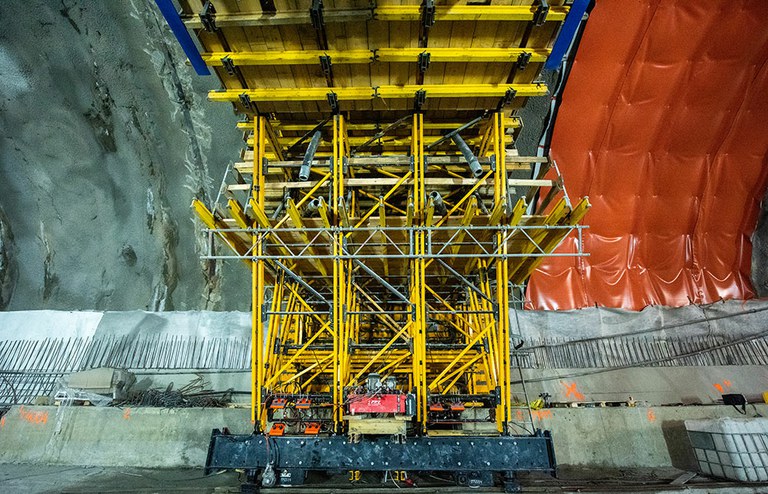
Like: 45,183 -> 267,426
0,0 -> 249,311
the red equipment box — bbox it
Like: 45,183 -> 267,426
347,393 -> 406,414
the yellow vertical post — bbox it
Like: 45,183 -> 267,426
331,114 -> 346,430
253,116 -> 267,430
410,113 -> 428,430
492,112 -> 512,433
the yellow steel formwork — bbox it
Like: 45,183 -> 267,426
193,112 -> 588,435
178,0 -> 588,437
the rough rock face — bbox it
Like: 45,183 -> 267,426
0,208 -> 17,310
753,191 -> 768,297
0,0 -> 249,311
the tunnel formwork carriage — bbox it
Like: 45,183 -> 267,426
155,0 -> 590,489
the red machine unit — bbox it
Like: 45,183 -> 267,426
347,393 -> 407,414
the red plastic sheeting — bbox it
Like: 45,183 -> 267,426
527,0 -> 768,310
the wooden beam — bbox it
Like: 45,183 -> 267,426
202,48 -> 549,66
210,84 -> 548,103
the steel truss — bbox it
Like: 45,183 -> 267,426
194,112 -> 588,486
194,112 -> 588,429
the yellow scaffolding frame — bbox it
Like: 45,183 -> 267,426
194,112 -> 589,436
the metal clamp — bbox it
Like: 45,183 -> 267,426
310,0 -> 324,29
516,51 -> 531,71
239,92 -> 253,110
496,87 -> 517,111
421,0 -> 436,28
413,89 -> 427,112
199,0 -> 217,32
327,92 -> 339,114
533,0 -> 549,26
417,51 -> 431,73
221,56 -> 235,76
319,54 -> 334,86
259,0 -> 276,14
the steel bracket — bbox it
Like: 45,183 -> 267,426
310,0 -> 324,29
497,88 -> 517,111
419,0 -> 435,47
516,51 -> 531,71
413,89 -> 427,112
327,92 -> 339,114
319,55 -> 334,86
259,0 -> 277,14
239,92 -> 253,110
221,56 -> 236,75
417,51 -> 431,73
199,0 -> 217,32
262,157 -> 269,175
533,0 -> 549,26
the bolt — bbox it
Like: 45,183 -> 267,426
458,462 -> 462,466
299,461 -> 303,465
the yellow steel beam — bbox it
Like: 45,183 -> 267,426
253,116 -> 266,429
428,321 -> 494,391
375,5 -> 569,22
182,5 -> 567,28
316,197 -> 331,229
210,84 -> 547,103
331,114 -> 347,429
353,171 -> 412,229
286,198 -> 329,277
511,197 -> 591,284
450,196 -> 478,255
203,48 -> 548,66
350,321 -> 413,386
237,120 -> 521,131
247,135 -> 509,148
492,111 -> 513,431
191,199 -> 250,257
227,198 -> 250,229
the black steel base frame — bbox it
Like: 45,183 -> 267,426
205,428 -> 556,476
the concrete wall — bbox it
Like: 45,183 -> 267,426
1,404 -> 764,470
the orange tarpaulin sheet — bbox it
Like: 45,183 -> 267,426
527,0 -> 768,310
